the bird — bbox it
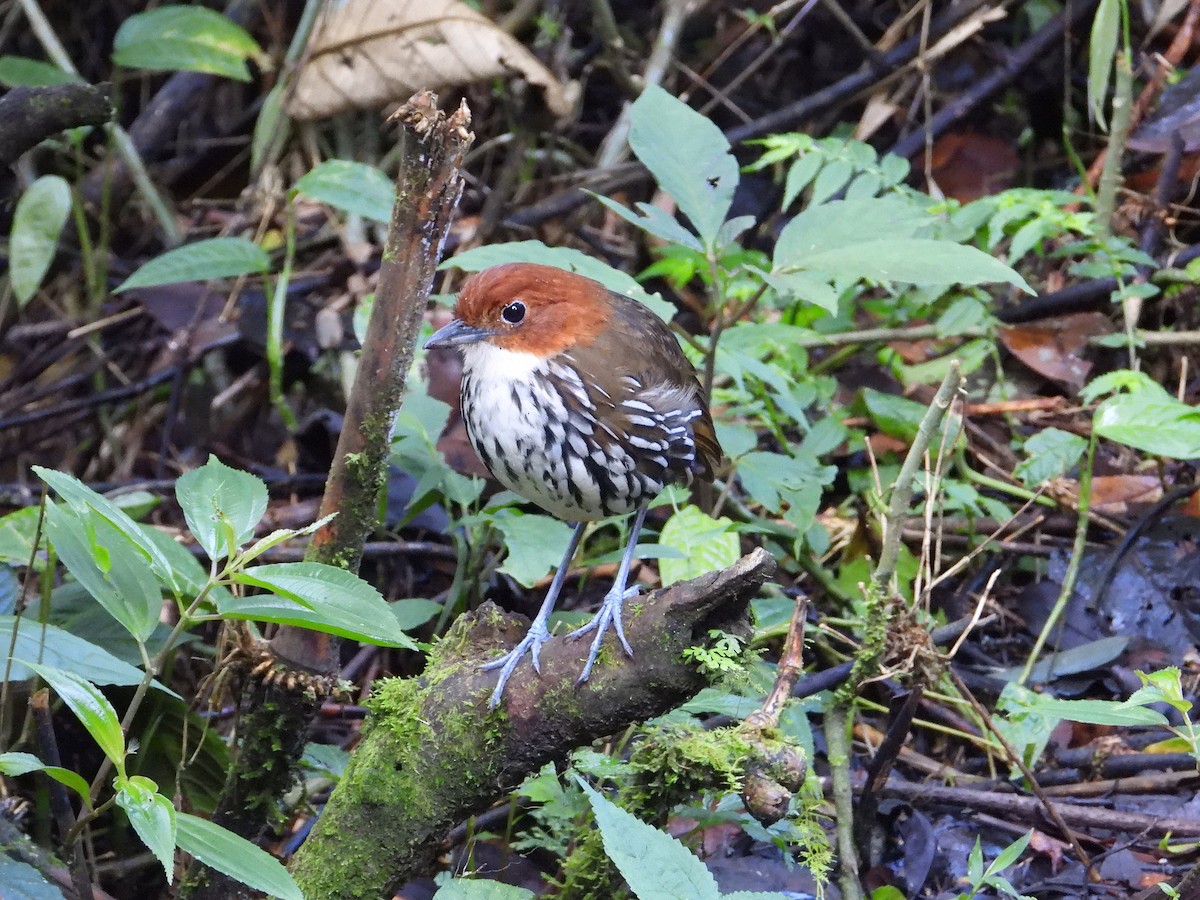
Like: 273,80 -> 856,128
424,262 -> 722,708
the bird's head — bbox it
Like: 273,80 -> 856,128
425,263 -> 610,357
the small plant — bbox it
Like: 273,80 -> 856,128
960,831 -> 1035,900
682,629 -> 748,676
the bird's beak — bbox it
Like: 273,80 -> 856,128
424,319 -> 493,349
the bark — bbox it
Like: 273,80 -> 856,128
0,83 -> 112,167
290,548 -> 776,900
184,93 -> 472,899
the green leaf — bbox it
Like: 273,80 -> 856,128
115,237 -> 269,292
494,513 -> 574,588
25,662 -> 125,771
432,880 -> 537,899
0,615 -> 153,686
390,598 -> 441,631
176,455 -> 268,560
10,175 -> 72,305
0,55 -> 79,87
226,563 -> 418,648
1014,428 -> 1088,486
293,160 -> 394,223
1095,394 -> 1200,458
657,507 -> 740,586
251,82 -> 289,176
576,777 -> 722,900
1088,0 -> 1121,127
117,776 -> 176,883
592,194 -> 705,252
803,239 -> 1032,292
1027,697 -> 1168,727
445,240 -> 676,320
774,196 -> 930,267
113,6 -> 261,81
628,84 -> 737,248
43,502 -> 161,642
1080,368 -> 1167,404
861,389 -> 927,442
724,894 -> 794,900
0,506 -> 42,567
986,830 -> 1032,878
176,812 -> 302,900
0,751 -> 93,807
35,468 -> 176,589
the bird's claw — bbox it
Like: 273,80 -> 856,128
569,586 -> 639,684
481,622 -> 551,709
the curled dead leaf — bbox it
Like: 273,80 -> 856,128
287,0 -> 574,121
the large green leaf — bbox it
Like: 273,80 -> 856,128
10,175 -> 72,305
628,84 -> 737,248
657,507 -> 740,586
176,812 -> 302,900
494,513 -> 574,588
43,502 -> 161,642
116,237 -> 269,292
1095,394 -> 1200,458
293,160 -> 393,223
1029,697 -> 1168,727
0,856 -> 62,900
0,506 -> 42,567
113,6 -> 261,81
773,196 -> 930,266
433,880 -> 536,899
0,751 -> 92,807
35,467 -> 177,589
803,239 -> 1032,292
0,615 -> 150,686
26,662 -> 125,771
0,55 -> 79,87
226,563 -> 417,648
1088,0 -> 1121,127
577,777 -> 722,900
176,455 -> 268,561
118,776 -> 176,883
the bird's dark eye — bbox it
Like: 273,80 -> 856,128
501,301 -> 526,325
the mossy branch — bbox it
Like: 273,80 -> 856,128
290,548 -> 775,899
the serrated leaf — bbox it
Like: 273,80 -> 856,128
176,455 -> 267,560
25,662 -> 125,769
227,563 -> 417,648
113,6 -> 261,81
176,812 -> 302,900
293,160 -> 393,223
576,777 -> 722,900
116,237 -> 269,292
657,507 -> 739,586
1014,428 -> 1088,486
494,514 -> 574,588
117,776 -> 176,883
35,468 -> 176,588
10,175 -> 72,305
629,85 -> 736,248
43,503 -> 161,642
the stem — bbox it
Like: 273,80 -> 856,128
826,702 -> 863,900
267,201 -> 298,430
1019,432 -> 1096,685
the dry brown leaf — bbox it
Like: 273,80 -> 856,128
287,0 -> 573,121
998,312 -> 1112,390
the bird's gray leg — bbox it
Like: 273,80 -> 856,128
570,501 -> 649,683
482,520 -> 587,709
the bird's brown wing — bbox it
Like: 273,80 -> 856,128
563,293 -> 723,484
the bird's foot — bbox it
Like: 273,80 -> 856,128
568,585 -> 641,684
481,621 -> 552,709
